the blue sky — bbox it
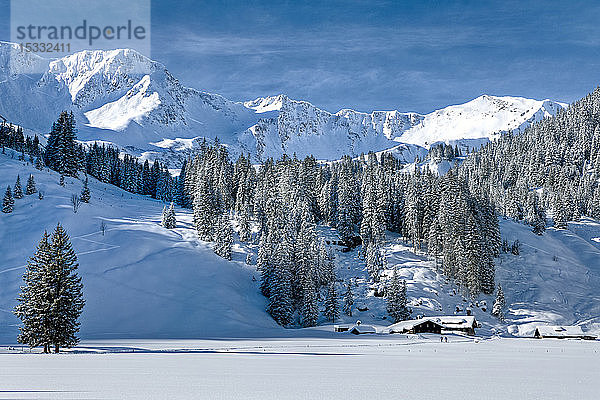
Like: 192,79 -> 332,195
2,0 -> 600,113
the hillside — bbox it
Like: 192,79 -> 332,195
0,149 -> 279,341
2,148 -> 600,341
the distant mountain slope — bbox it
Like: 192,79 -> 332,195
399,95 -> 567,148
0,43 -> 567,164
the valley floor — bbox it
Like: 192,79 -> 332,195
0,336 -> 598,399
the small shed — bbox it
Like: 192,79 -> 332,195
334,325 -> 350,332
533,325 -> 596,340
349,321 -> 376,335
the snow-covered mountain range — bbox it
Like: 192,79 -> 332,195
0,42 -> 567,164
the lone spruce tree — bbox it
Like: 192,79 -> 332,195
162,202 -> 177,229
14,224 -> 85,353
3,186 -> 14,213
80,177 -> 90,203
25,174 -> 37,195
492,283 -> 506,321
13,175 -> 23,199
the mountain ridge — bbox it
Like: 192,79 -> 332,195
0,44 -> 568,165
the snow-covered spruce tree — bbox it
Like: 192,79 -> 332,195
3,186 -> 14,213
213,212 -> 233,260
34,156 -> 44,170
336,157 -> 360,244
365,241 -> 383,282
193,180 -> 217,241
257,233 -> 275,297
316,241 -> 335,287
300,276 -> 318,327
162,202 -> 177,229
13,231 -> 53,351
386,268 -> 410,323
45,111 -> 79,177
13,175 -> 24,199
531,207 -> 546,235
324,281 -> 340,323
492,283 -> 506,321
553,195 -> 568,229
80,177 -> 90,203
14,224 -> 85,353
464,213 -> 482,298
267,264 -> 293,326
343,281 -> 354,317
25,174 -> 36,195
238,210 -> 251,242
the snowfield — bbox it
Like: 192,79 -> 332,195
0,337 -> 598,400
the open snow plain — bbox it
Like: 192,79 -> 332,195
0,336 -> 598,400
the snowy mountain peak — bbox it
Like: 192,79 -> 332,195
0,44 -> 568,164
46,48 -> 160,107
398,94 -> 567,148
244,94 -> 288,113
0,41 -> 49,78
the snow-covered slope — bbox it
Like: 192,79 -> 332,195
0,150 -> 279,341
321,219 -> 600,337
1,150 -> 599,341
399,95 -> 567,148
0,43 -> 567,165
239,94 -> 424,160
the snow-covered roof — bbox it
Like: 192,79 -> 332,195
534,325 -> 585,338
436,316 -> 476,330
349,324 -> 376,334
386,316 -> 476,333
386,318 -> 443,333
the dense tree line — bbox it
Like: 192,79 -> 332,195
0,112 -> 176,203
179,141 -> 500,326
459,87 -> 600,232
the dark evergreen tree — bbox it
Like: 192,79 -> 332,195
14,225 -> 84,353
386,268 -> 410,323
2,186 -> 14,213
25,174 -> 37,195
343,281 -> 354,317
45,112 -> 79,177
324,281 -> 340,323
13,175 -> 23,199
80,177 -> 90,203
